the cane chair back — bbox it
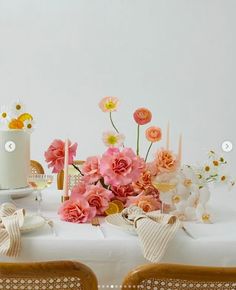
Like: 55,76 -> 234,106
30,160 -> 45,175
0,260 -> 98,290
122,264 -> 236,290
57,160 -> 84,190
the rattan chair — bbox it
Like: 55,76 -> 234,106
122,264 -> 236,289
30,160 -> 45,175
0,260 -> 98,290
57,160 -> 84,190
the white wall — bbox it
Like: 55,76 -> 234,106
0,0 -> 235,171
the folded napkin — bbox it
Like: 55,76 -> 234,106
121,206 -> 181,262
0,203 -> 25,257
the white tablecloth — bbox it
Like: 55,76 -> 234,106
1,188 -> 236,288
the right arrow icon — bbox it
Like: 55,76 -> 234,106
222,141 -> 233,152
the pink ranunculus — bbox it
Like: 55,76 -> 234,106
149,149 -> 179,176
126,193 -> 161,212
133,108 -> 152,125
145,126 -> 162,142
82,156 -> 101,184
100,147 -> 145,186
84,184 -> 114,215
58,198 -> 96,223
44,139 -> 78,173
111,184 -> 135,203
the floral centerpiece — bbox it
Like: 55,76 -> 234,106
45,97 -> 234,224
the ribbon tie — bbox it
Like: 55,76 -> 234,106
0,203 -> 24,257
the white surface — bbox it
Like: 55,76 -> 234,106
0,130 -> 30,189
0,0 -> 235,172
0,188 -> 236,288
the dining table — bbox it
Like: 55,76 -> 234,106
1,187 -> 236,289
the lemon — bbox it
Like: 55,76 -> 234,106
18,113 -> 33,122
112,200 -> 124,213
105,202 -> 119,215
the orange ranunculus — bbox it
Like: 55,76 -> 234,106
133,107 -> 152,125
8,118 -> 24,129
145,126 -> 162,142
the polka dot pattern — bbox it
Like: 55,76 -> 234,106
0,277 -> 81,289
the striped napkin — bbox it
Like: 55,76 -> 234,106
0,203 -> 24,257
121,206 -> 181,262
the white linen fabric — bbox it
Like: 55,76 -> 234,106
1,189 -> 236,289
0,203 -> 24,257
121,206 -> 181,262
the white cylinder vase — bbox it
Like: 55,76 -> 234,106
0,130 -> 30,190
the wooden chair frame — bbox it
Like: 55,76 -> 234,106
122,263 -> 236,289
0,260 -> 98,290
30,160 -> 45,174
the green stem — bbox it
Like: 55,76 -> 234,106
136,125 -> 140,156
72,163 -> 84,176
145,142 -> 153,162
109,112 -> 119,133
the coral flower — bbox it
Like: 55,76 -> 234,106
99,97 -> 119,112
58,198 -> 96,223
111,184 -> 135,203
100,147 -> 145,186
82,156 -> 101,184
149,149 -> 179,176
8,118 -> 24,129
133,108 -> 152,125
145,126 -> 162,142
126,193 -> 161,212
84,184 -> 114,215
44,139 -> 78,173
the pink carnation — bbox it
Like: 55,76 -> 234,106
84,184 -> 114,215
100,147 -> 145,186
44,139 -> 77,173
82,156 -> 101,184
111,184 -> 135,203
58,198 -> 96,223
70,181 -> 87,200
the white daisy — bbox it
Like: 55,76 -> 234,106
102,131 -> 125,147
23,119 -> 35,133
196,204 -> 212,223
11,99 -> 25,117
0,105 -> 12,125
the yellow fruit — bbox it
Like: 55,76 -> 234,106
153,182 -> 176,192
112,200 -> 124,213
18,113 -> 33,122
105,202 -> 119,216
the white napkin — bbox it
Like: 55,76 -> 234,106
122,206 -> 181,262
0,203 -> 24,257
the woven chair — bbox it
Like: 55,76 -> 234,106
122,264 -> 236,289
30,160 -> 45,175
57,160 -> 84,190
0,260 -> 98,290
